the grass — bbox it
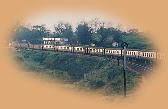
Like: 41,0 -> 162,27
12,49 -> 142,96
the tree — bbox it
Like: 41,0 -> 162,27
12,25 -> 32,42
12,24 -> 50,44
121,30 -> 153,49
54,23 -> 77,44
76,22 -> 92,45
89,18 -> 104,32
54,23 -> 65,37
31,25 -> 50,44
91,33 -> 102,46
109,27 -> 123,43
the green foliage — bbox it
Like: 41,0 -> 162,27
14,49 -> 142,95
91,33 -> 102,45
121,31 -> 153,49
12,25 -> 49,44
76,23 -> 92,45
12,19 -> 154,49
53,23 -> 77,44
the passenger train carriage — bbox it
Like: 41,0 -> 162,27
11,43 -> 160,60
42,44 -> 159,60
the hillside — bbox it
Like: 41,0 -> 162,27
13,49 -> 142,95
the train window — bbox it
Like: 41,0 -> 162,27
67,47 -> 69,49
117,51 -> 119,54
77,48 -> 79,51
80,48 -> 82,51
151,53 -> 153,57
134,52 -> 135,55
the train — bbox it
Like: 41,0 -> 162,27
10,42 -> 161,60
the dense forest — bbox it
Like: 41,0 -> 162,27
12,19 -> 153,49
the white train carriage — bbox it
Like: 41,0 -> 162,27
43,45 -> 55,50
57,45 -> 72,52
105,48 -> 121,56
139,50 -> 157,59
126,50 -> 139,58
74,46 -> 85,53
88,47 -> 104,55
40,43 -> 159,60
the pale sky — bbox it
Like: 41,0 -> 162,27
24,10 -> 133,32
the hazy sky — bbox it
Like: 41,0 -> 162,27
25,10 -> 133,32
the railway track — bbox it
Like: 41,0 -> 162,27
14,46 -> 155,74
